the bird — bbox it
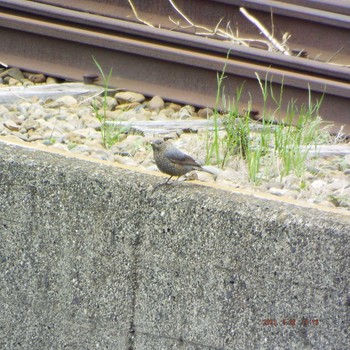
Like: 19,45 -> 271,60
151,139 -> 212,184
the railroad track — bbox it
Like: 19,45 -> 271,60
0,0 -> 349,133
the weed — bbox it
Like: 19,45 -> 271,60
205,65 -> 226,165
206,62 -> 326,184
92,56 -> 127,148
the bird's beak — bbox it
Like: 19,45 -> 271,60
150,140 -> 156,149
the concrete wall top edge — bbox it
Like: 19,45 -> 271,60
0,139 -> 349,226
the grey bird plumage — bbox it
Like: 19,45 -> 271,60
151,139 -> 212,183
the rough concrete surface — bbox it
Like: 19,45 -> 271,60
0,140 -> 349,350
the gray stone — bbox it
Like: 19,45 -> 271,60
54,120 -> 77,133
0,104 -> 9,116
50,142 -> 69,151
21,79 -> 35,87
102,110 -> 126,121
27,103 -> 45,117
113,154 -> 140,166
310,179 -> 327,192
27,133 -> 44,142
178,105 -> 194,119
0,67 -> 25,80
46,76 -> 60,84
3,119 -> 20,132
167,102 -> 182,111
92,96 -> 118,111
21,118 -> 40,131
65,128 -> 100,142
269,187 -> 299,199
327,178 -> 350,191
115,91 -> 145,104
269,187 -> 285,196
55,95 -> 78,107
149,95 -> 165,112
186,170 -> 215,182
28,73 -> 46,84
115,102 -> 140,110
157,107 -> 176,119
344,154 -> 350,167
198,107 -> 214,118
7,77 -> 21,86
267,181 -> 284,190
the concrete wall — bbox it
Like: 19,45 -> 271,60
0,140 -> 349,350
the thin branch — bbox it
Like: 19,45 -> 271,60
78,90 -> 105,106
128,0 -> 155,28
9,90 -> 32,102
327,46 -> 344,63
168,1 -> 249,46
239,7 -> 291,55
214,17 -> 224,33
127,0 -> 280,51
168,0 -> 195,26
270,8 -> 274,38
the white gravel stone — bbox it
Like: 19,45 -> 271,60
191,171 -> 215,182
55,95 -> 78,107
149,95 -> 165,112
344,154 -> 350,167
269,187 -> 299,198
157,108 -> 176,119
46,77 -> 59,84
113,154 -> 140,166
21,119 -> 40,131
2,111 -> 20,120
51,143 -> 69,151
178,105 -> 194,119
0,105 -> 9,116
76,107 -> 93,119
92,96 -> 117,110
115,91 -> 145,104
198,107 -> 214,119
8,78 -> 20,86
3,119 -> 20,132
55,121 -> 78,133
310,179 -> 327,193
327,178 -> 350,191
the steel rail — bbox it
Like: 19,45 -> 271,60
2,0 -> 350,82
261,0 -> 350,16
0,0 -> 349,133
26,0 -> 350,65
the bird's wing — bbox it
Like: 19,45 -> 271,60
165,147 -> 201,167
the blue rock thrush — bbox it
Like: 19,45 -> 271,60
151,139 -> 210,184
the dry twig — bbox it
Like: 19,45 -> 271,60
168,0 -> 248,46
128,0 -> 155,28
327,46 -> 344,63
239,7 -> 291,55
127,0 -> 292,54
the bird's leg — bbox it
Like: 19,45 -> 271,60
153,175 -> 173,191
165,175 -> 173,184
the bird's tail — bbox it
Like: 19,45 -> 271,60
200,165 -> 220,176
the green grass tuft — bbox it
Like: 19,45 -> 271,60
92,56 -> 127,149
206,60 -> 328,184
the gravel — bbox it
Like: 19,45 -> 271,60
0,70 -> 349,211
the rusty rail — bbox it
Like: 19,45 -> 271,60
0,0 -> 349,132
